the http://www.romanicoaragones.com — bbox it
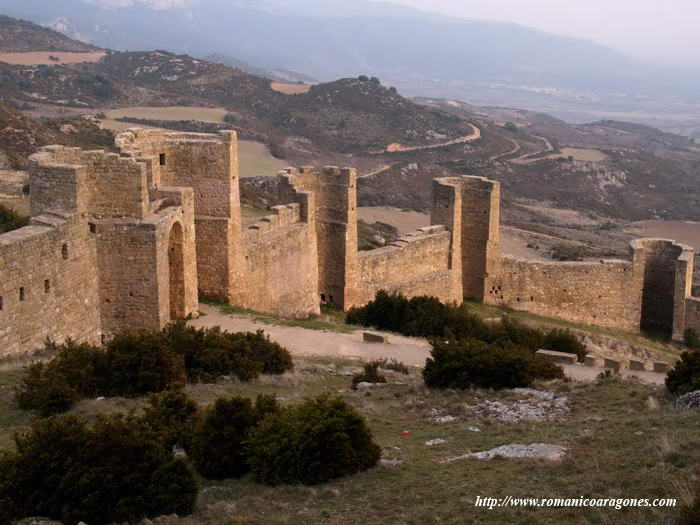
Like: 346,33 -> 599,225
475,496 -> 677,510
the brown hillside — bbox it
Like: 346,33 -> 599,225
0,15 -> 100,53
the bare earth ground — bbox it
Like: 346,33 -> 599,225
191,304 -> 665,384
0,52 -> 106,65
270,82 -> 312,95
627,220 -> 700,251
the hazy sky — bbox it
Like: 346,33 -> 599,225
386,0 -> 699,67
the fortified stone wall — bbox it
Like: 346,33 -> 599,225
0,214 -> 101,356
356,226 -> 460,305
239,203 -> 320,318
486,256 -> 642,331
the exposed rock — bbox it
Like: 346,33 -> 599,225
676,390 -> 700,410
468,389 -> 570,422
425,439 -> 447,446
379,458 -> 404,468
440,443 -> 568,463
467,426 -> 481,432
432,415 -> 460,423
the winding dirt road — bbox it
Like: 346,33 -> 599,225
379,122 -> 481,154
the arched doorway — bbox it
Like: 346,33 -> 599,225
168,222 -> 186,321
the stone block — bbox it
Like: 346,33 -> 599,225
584,354 -> 599,367
603,358 -> 621,371
536,349 -> 578,364
653,362 -> 669,373
628,360 -> 645,371
363,332 -> 389,344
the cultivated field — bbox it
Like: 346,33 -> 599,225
270,82 -> 312,95
627,221 -> 700,252
0,51 -> 106,65
102,106 -> 229,125
239,140 -> 288,178
557,147 -> 608,162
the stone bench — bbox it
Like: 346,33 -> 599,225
536,349 -> 578,365
363,332 -> 389,344
628,360 -> 645,371
603,358 -> 621,372
584,354 -> 599,367
653,362 -> 670,373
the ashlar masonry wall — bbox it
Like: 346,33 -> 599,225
0,214 -> 101,356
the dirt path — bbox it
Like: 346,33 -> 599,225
378,122 -> 481,154
359,165 -> 391,179
489,138 -> 520,161
189,304 -> 667,384
511,135 -> 554,164
189,304 -> 432,366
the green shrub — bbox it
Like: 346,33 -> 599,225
104,331 -> 187,397
246,330 -> 294,375
141,390 -> 202,453
352,360 -> 387,390
0,414 -> 197,525
542,328 -> 587,362
666,351 -> 700,395
378,358 -> 409,375
14,362 -> 79,416
191,396 -> 261,479
165,323 -> 292,382
247,395 -> 381,486
423,339 -> 563,390
684,328 -> 700,350
490,318 -> 545,353
14,340 -> 108,416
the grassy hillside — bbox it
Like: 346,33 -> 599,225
0,14 -> 99,52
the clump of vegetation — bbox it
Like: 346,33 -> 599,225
683,328 -> 700,350
542,328 -> 587,362
378,358 -> 409,375
0,414 -> 197,524
504,122 -> 518,132
247,395 -> 381,486
679,487 -> 700,525
15,325 -> 294,416
550,243 -> 590,261
141,390 -> 202,453
0,204 -> 29,234
423,339 -> 563,390
191,396 -> 276,479
223,112 -> 237,124
164,323 -> 293,382
666,351 -> 700,395
351,360 -> 387,390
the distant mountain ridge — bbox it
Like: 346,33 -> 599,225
0,14 -> 99,52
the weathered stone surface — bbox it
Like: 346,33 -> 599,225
536,349 -> 578,364
363,331 -> 389,344
440,443 -> 568,463
676,390 -> 700,410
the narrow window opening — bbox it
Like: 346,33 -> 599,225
62,244 -> 68,260
44,280 -> 50,293
0,296 -> 3,310
101,334 -> 106,345
89,223 -> 96,234
19,287 -> 25,301
321,294 -> 326,302
159,153 -> 167,166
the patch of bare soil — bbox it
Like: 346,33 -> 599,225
0,52 -> 105,65
270,82 -> 311,95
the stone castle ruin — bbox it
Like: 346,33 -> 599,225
2,128 -> 700,355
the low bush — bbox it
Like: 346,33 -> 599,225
16,326 -> 294,416
666,351 -> 700,395
351,360 -> 387,390
378,358 -> 409,375
104,331 -> 186,397
0,203 -> 29,234
683,328 -> 700,350
191,395 -> 279,480
0,414 -> 197,525
141,390 -> 202,453
164,323 -> 293,382
542,328 -> 587,362
423,339 -> 564,390
247,395 -> 381,486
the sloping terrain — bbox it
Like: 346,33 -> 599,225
0,15 -> 99,53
